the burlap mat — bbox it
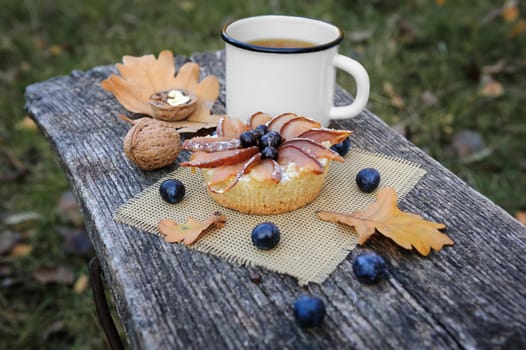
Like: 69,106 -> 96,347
115,148 -> 426,285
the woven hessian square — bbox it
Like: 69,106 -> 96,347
115,148 -> 426,285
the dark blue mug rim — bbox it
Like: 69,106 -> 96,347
221,16 -> 344,54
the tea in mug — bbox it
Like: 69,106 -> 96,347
248,38 -> 315,49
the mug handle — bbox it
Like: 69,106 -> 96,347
329,54 -> 370,119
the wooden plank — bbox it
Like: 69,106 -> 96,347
25,50 -> 526,349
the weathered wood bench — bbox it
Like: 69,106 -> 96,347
25,50 -> 526,349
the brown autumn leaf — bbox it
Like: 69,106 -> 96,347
479,76 -> 504,97
318,187 -> 453,256
502,1 -> 519,22
509,19 -> 526,37
101,50 -> 221,132
73,274 -> 89,294
10,243 -> 32,257
158,212 -> 226,245
383,82 -> 405,109
48,44 -> 63,56
16,116 -> 38,131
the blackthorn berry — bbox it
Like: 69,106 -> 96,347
293,295 -> 326,328
159,179 -> 185,204
356,168 -> 381,193
251,222 -> 280,250
352,251 -> 387,284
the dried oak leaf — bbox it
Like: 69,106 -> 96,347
318,187 -> 453,256
101,50 -> 221,132
158,212 -> 226,245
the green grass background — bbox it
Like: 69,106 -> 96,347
1,0 -> 525,348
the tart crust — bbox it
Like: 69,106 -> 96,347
201,163 -> 330,215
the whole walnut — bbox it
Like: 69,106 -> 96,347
121,116 -> 181,171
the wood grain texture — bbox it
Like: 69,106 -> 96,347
25,50 -> 526,350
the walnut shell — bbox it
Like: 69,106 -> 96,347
123,118 -> 181,171
149,89 -> 198,121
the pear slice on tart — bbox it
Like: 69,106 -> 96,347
277,145 -> 325,174
181,147 -> 259,168
267,112 -> 302,132
217,117 -> 248,138
279,117 -> 322,141
282,138 -> 344,162
249,159 -> 282,183
249,112 -> 273,129
298,128 -> 352,146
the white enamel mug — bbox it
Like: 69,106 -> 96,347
221,15 -> 370,126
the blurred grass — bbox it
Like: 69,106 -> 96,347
0,0 -> 524,348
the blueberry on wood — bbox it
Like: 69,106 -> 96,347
293,295 -> 326,328
352,251 -> 387,284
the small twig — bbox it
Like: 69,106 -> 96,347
0,150 -> 29,182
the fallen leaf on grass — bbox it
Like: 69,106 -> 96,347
481,7 -> 503,25
479,76 -> 504,97
158,212 -> 226,245
0,231 -> 22,255
178,1 -> 195,11
1,277 -> 24,289
3,212 -> 41,226
482,60 -> 510,75
73,274 -> 89,294
318,187 -> 453,256
502,1 -> 519,22
10,243 -> 32,257
16,116 -> 38,131
57,191 -> 84,227
383,82 -> 405,109
509,19 -> 526,37
452,130 -> 486,158
42,321 -> 66,340
349,30 -> 373,43
0,150 -> 30,182
421,90 -> 438,107
0,265 -> 12,277
59,228 -> 93,256
33,266 -> 75,285
397,18 -> 416,40
48,44 -> 63,56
